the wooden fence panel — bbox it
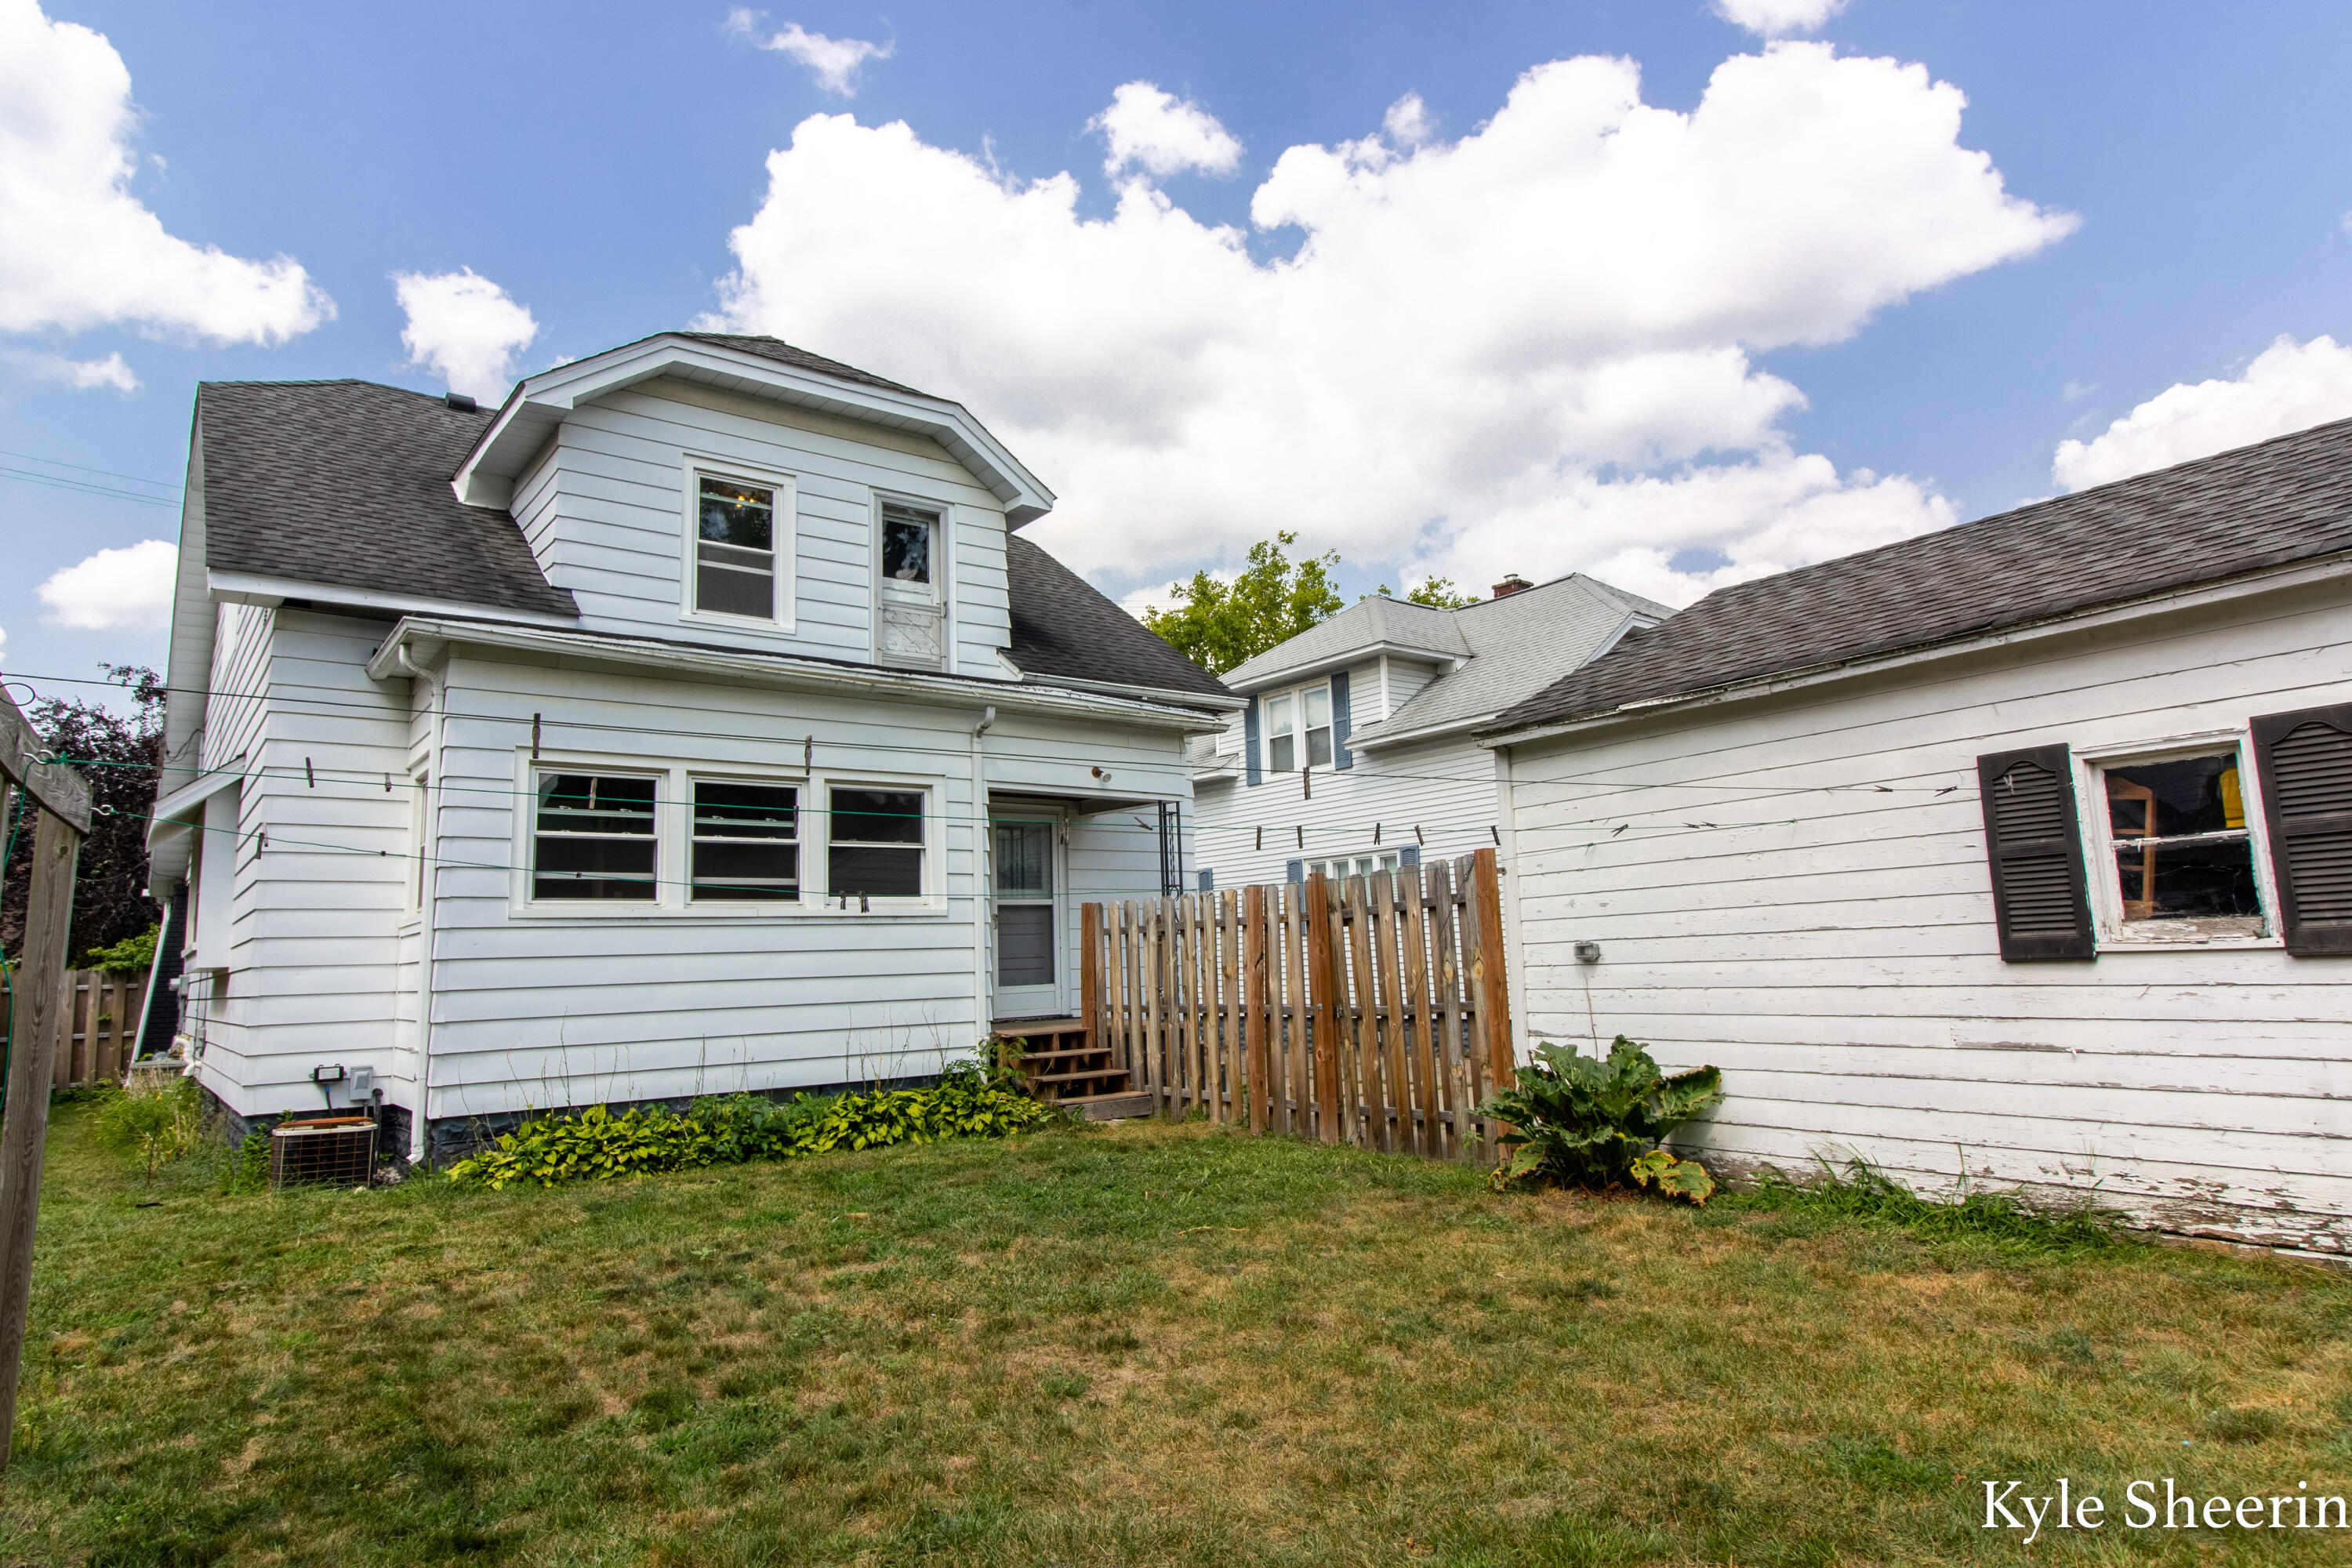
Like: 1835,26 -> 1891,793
0,971 -> 147,1091
1078,853 -> 1510,1167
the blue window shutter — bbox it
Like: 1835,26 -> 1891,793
1399,844 -> 1421,869
1286,858 -> 1304,884
1331,671 -> 1353,769
1198,869 -> 1215,891
1243,695 -> 1262,786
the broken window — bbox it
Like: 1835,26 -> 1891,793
2098,750 -> 2263,935
690,781 -> 798,902
532,773 -> 658,900
829,787 -> 924,898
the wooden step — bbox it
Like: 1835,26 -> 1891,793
1065,1091 -> 1154,1121
1012,1047 -> 1115,1063
1029,1068 -> 1132,1088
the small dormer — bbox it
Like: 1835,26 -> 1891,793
452,333 -> 1054,678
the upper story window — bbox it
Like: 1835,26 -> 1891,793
532,773 -> 659,901
2096,748 -> 2263,938
695,474 -> 778,620
876,500 -> 946,667
1265,681 -> 1332,774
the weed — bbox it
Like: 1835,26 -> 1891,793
1730,1155 -> 2143,1255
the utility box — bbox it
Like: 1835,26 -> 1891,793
269,1116 -> 377,1189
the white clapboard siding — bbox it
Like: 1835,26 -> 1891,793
510,380 -> 1018,680
1502,583 -> 2352,1252
411,649 -> 1187,1123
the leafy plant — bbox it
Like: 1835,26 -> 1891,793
92,1074 -> 200,1185
445,1062 -> 1066,1191
1140,532 -> 1344,674
1478,1036 -> 1722,1203
1737,1156 -> 2140,1255
83,924 -> 158,975
219,1130 -> 271,1195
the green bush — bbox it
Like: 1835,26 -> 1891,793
82,924 -> 158,976
92,1074 -> 200,1184
445,1061 -> 1065,1191
1479,1036 -> 1723,1203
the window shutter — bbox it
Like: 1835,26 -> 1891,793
1197,869 -> 1215,892
1243,696 -> 1262,786
1286,858 -> 1304,884
1399,844 -> 1421,870
1975,743 -> 2095,961
1331,670 -> 1354,770
2250,703 -> 2352,955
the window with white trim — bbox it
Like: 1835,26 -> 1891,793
690,780 -> 798,902
2091,746 -> 2265,938
828,786 -> 925,898
694,474 -> 778,619
1264,681 -> 1332,774
532,773 -> 659,901
1306,853 -> 1399,882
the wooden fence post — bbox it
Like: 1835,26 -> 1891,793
1304,874 -> 1341,1144
1243,885 -> 1268,1133
1080,902 -> 1102,1057
0,711 -> 91,1469
1470,848 -> 1515,1094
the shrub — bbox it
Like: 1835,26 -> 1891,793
82,924 -> 158,976
445,1061 -> 1065,1191
1479,1036 -> 1723,1203
92,1073 -> 200,1184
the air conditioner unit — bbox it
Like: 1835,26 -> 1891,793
269,1116 -> 377,1189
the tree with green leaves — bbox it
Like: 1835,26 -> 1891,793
1140,531 -> 1345,675
1,664 -> 164,965
1373,578 -> 1479,609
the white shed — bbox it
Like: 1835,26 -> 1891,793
1481,420 -> 2352,1258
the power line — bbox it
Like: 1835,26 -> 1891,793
0,448 -> 180,491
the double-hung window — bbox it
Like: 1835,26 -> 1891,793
532,773 -> 659,900
2094,748 -> 2263,938
695,474 -> 778,619
690,781 -> 798,902
829,787 -> 925,898
1264,681 -> 1333,774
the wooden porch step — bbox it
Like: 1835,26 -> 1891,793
1011,1047 -> 1114,1063
1029,1067 -> 1132,1087
1062,1091 -> 1154,1121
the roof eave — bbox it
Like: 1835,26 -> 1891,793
451,334 -> 1055,524
1225,640 -> 1465,693
1478,547 -> 2352,750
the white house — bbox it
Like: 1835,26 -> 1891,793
142,332 -> 1234,1160
1479,419 -> 2352,1258
1189,573 -> 1667,889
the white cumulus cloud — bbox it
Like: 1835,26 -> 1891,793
706,44 -> 2070,605
393,268 -> 539,403
1715,0 -> 1848,37
1091,82 -> 1245,179
2,348 -> 136,390
2053,335 -> 2352,492
724,10 -> 892,96
0,0 -> 332,343
37,538 -> 176,630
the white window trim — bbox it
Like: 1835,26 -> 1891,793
679,456 -> 798,634
869,489 -> 953,670
1261,677 -> 1333,775
2073,729 -> 2284,952
506,750 -> 951,920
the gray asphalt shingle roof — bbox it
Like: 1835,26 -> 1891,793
198,379 -> 579,619
670,332 -> 934,399
1007,535 -> 1231,701
1488,416 -> 2352,735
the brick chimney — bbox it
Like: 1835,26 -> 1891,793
1490,573 -> 1533,599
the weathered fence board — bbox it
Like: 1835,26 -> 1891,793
0,970 -> 146,1091
1080,850 -> 1512,1164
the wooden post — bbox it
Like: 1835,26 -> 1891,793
1080,902 -> 1102,1057
1303,874 -> 1341,1144
0,690 -> 92,1471
1470,848 -> 1515,1094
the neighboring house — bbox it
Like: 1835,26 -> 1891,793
1189,574 -> 1669,888
1479,419 -> 2352,1257
143,332 -> 1233,1160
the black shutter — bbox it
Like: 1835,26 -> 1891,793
1399,844 -> 1421,870
1331,670 -> 1354,770
1243,696 -> 1262,786
1976,744 -> 2095,961
2250,703 -> 2352,955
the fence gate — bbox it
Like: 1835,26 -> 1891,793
1080,848 -> 1514,1163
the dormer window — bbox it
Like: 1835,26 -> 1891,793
695,474 -> 778,620
1265,681 -> 1332,773
876,499 -> 947,668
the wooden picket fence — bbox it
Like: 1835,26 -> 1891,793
1080,848 -> 1514,1161
0,971 -> 147,1091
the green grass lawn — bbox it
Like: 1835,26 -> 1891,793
5,1105 -> 2349,1566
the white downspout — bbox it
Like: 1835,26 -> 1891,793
395,639 -> 443,1160
967,706 -> 996,1052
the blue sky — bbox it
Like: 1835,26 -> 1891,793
6,0 -> 2352,693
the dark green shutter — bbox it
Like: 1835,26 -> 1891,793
2250,703 -> 2352,955
1976,743 -> 2095,961
1243,696 -> 1262,786
1331,670 -> 1353,769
